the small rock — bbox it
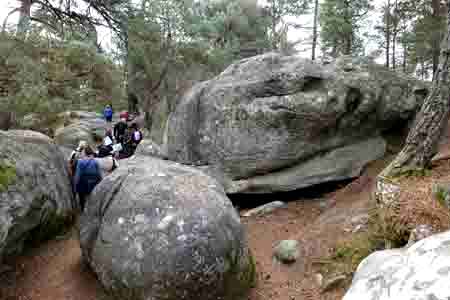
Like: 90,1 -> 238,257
321,274 -> 347,292
318,200 -> 328,210
241,201 -> 286,217
352,224 -> 364,233
273,240 -> 300,264
350,213 -> 369,226
314,273 -> 324,287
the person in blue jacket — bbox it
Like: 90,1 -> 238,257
103,104 -> 113,122
74,145 -> 102,212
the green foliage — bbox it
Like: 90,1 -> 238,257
326,234 -> 379,277
320,0 -> 373,57
0,31 -> 125,120
126,0 -> 271,123
319,205 -> 412,286
0,160 -> 16,192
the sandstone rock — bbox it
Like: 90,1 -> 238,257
273,240 -> 300,264
344,230 -> 450,300
79,156 -> 254,300
54,118 -> 109,149
0,130 -> 74,260
134,139 -> 168,159
166,53 -> 427,194
241,201 -> 286,217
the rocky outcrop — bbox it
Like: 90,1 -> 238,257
0,130 -> 74,260
54,114 -> 110,149
344,230 -> 450,300
165,53 -> 428,193
134,139 -> 167,159
79,156 -> 255,300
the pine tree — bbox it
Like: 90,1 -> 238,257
320,0 -> 372,57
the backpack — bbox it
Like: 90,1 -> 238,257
133,130 -> 142,144
75,159 -> 102,195
114,121 -> 127,138
104,107 -> 113,119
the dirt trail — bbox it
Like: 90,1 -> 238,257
6,124 -> 449,300
0,156 -> 388,300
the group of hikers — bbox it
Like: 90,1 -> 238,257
68,105 -> 143,212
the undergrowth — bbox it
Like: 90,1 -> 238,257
0,160 -> 16,192
319,179 -> 450,289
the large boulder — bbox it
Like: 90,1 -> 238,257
79,156 -> 255,300
0,130 -> 74,260
54,117 -> 110,149
134,139 -> 168,159
166,53 -> 428,193
344,230 -> 450,300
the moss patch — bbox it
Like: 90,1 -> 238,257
318,232 -> 381,284
0,161 -> 16,192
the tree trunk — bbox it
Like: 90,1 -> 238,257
432,0 -> 441,78
379,1 -> 450,178
391,0 -> 398,70
385,0 -> 391,69
392,31 -> 396,69
311,0 -> 319,60
402,41 -> 407,73
17,0 -> 33,35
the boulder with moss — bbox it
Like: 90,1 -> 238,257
0,130 -> 74,260
166,53 -> 428,194
79,156 -> 254,300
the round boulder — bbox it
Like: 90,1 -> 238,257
54,118 -> 109,149
0,130 -> 75,260
79,156 -> 255,300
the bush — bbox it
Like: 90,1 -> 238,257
0,31 -> 126,121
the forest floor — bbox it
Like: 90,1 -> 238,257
0,157 -> 388,300
2,125 -> 450,300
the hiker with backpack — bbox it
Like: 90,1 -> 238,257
68,140 -> 88,178
103,104 -> 113,123
74,145 -> 102,212
114,117 -> 128,145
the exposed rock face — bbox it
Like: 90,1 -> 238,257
165,53 -> 428,193
344,230 -> 450,300
79,156 -> 255,300
134,139 -> 168,159
54,116 -> 110,149
0,130 -> 74,260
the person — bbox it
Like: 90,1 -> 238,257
130,123 -> 143,151
97,129 -> 114,158
118,125 -> 135,159
68,140 -> 88,177
103,104 -> 113,123
113,117 -> 128,144
74,145 -> 102,212
119,111 -> 129,122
